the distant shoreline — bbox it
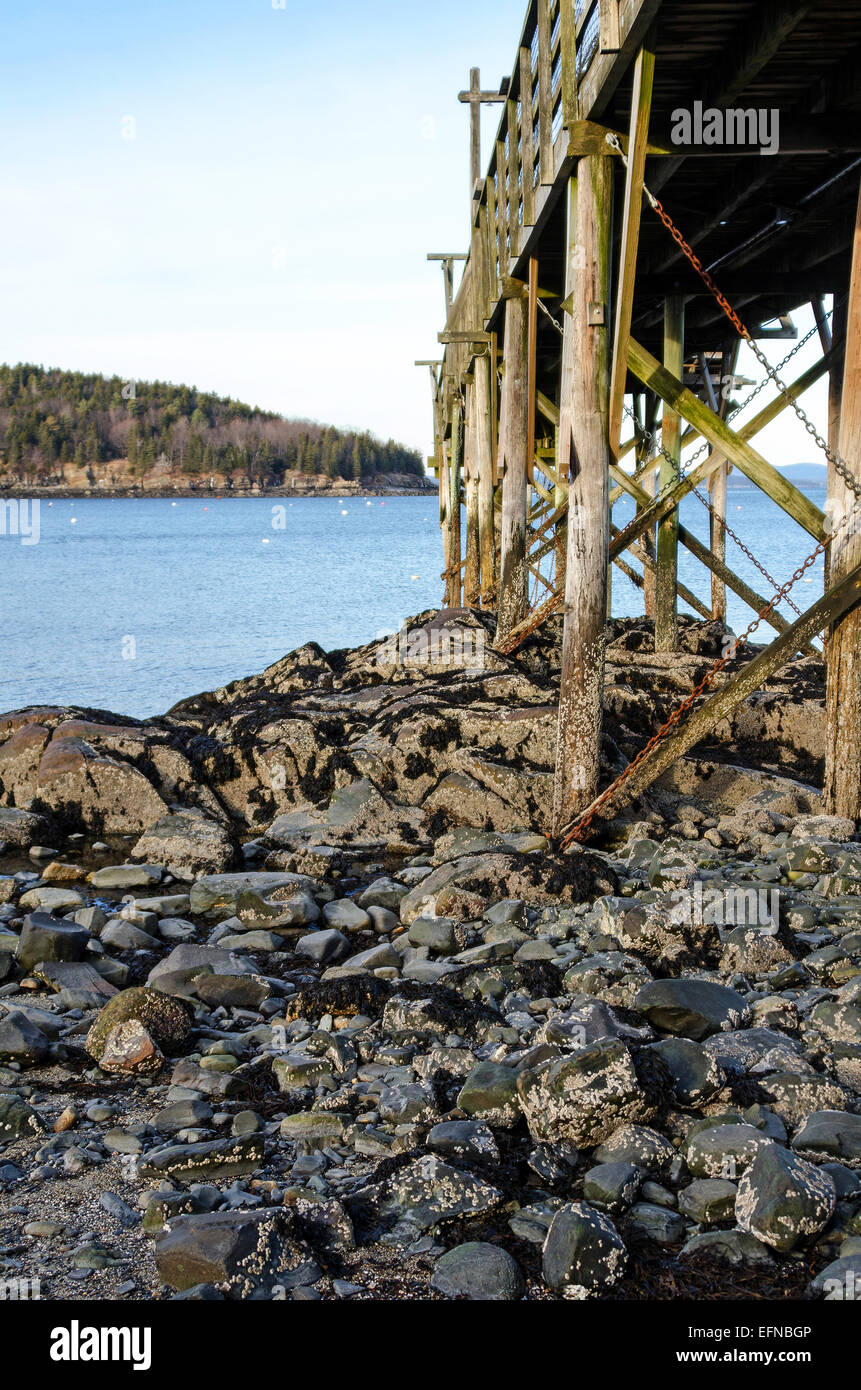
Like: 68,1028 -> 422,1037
2,485 -> 436,501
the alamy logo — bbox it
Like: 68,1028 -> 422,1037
377,623 -> 486,671
823,1271 -> 860,1301
670,881 -> 780,933
0,498 -> 40,546
0,1277 -> 41,1300
671,102 -> 780,156
50,1321 -> 152,1372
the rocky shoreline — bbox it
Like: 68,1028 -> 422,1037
0,610 -> 859,1302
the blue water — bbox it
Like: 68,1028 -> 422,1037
0,486 -> 827,719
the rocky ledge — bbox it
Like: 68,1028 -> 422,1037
0,611 -> 858,1301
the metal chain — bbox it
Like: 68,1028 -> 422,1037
560,513 -> 849,849
621,404 -> 802,616
536,295 -> 565,337
606,132 -> 861,503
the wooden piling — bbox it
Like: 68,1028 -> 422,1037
464,376 -> 481,607
552,154 -> 612,835
495,289 -> 530,642
475,351 -> 497,605
825,183 -> 861,820
447,395 -> 464,609
655,295 -> 683,650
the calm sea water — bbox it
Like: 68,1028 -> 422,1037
0,487 -> 827,719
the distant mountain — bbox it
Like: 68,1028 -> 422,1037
0,364 -> 426,489
727,462 -> 827,489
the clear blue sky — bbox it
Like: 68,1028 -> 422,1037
0,0 -> 526,454
0,0 -> 832,467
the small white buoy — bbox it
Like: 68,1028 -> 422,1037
262,538 -> 270,544
70,518 -> 77,524
341,509 -> 349,516
411,575 -> 419,581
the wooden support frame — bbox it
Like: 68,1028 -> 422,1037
610,462 -> 817,655
628,337 -> 827,541
572,564 -> 861,823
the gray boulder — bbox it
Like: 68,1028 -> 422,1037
431,1242 -> 524,1301
634,978 -> 749,1040
735,1143 -> 836,1253
542,1202 -> 628,1296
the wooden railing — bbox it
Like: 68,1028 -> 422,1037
442,0 -> 631,337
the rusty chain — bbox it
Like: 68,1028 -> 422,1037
605,132 -> 861,504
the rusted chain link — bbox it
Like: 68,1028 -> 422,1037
559,506 -> 855,848
605,132 -> 861,504
621,404 -> 802,617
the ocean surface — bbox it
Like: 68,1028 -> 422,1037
0,486 -> 828,720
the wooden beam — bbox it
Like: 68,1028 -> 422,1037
552,155 -> 612,834
656,297 -> 683,650
627,337 -> 827,541
610,461 -> 817,654
527,257 -> 539,483
559,0 -> 578,127
599,0 -> 622,54
609,45 -> 655,456
826,181 -> 861,819
536,0 -> 554,185
519,47 -> 536,228
566,119 -> 669,159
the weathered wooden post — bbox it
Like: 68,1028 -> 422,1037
447,393 -> 464,609
552,155 -> 612,835
464,374 -> 482,607
825,296 -> 848,592
471,200 -> 497,608
495,287 -> 530,642
638,394 -> 658,619
458,69 -> 507,199
655,295 -> 684,650
825,183 -> 861,821
475,350 -> 497,606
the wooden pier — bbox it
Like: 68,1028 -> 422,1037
421,0 -> 861,839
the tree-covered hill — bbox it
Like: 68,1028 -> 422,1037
0,364 -> 426,486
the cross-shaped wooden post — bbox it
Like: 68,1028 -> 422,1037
427,253 -> 468,318
458,68 -> 508,199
